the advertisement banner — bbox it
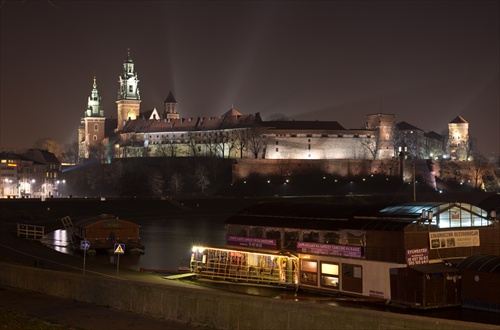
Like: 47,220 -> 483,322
429,230 -> 480,250
406,247 -> 429,266
226,236 -> 277,249
296,241 -> 362,258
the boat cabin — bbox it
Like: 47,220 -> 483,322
72,214 -> 144,251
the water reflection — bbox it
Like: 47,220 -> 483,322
43,215 -> 226,271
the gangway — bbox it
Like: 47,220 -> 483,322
61,216 -> 75,244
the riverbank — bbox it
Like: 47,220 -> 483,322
1,197 -> 499,329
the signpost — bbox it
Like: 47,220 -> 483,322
80,240 -> 90,275
114,243 -> 125,275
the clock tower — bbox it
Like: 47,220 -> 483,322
116,49 -> 141,131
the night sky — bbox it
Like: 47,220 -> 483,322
1,1 -> 498,156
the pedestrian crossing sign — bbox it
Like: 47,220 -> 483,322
114,243 -> 125,254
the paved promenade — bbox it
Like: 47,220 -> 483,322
0,216 -> 212,329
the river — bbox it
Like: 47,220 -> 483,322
43,213 -> 227,271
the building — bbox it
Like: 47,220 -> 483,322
0,149 -> 61,198
447,115 -> 470,161
223,201 -> 499,308
77,50 -> 468,163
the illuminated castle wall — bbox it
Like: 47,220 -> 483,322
78,51 -> 469,163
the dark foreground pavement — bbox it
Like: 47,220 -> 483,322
0,286 -> 208,330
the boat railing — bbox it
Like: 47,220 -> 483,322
190,258 -> 297,286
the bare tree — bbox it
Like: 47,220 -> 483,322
465,136 -> 477,161
154,137 -> 178,157
234,129 -> 248,158
214,129 -> 233,158
194,165 -> 210,193
169,172 -> 184,194
186,131 -> 199,156
203,131 -> 218,157
33,138 -> 63,159
61,141 -> 79,163
247,126 -> 266,159
394,132 -> 420,159
360,133 -> 380,160
469,152 -> 489,190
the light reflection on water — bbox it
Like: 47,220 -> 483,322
43,215 -> 226,271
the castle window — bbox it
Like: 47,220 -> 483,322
276,148 -> 279,152
276,141 -> 279,145
94,124 -> 98,131
93,135 -> 97,141
308,144 -> 311,149
129,85 -> 133,92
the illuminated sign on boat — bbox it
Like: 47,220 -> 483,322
296,242 -> 362,258
227,236 -> 277,249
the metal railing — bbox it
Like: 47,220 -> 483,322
17,223 -> 45,240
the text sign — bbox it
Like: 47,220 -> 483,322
227,236 -> 277,249
429,230 -> 480,250
406,248 -> 429,266
114,243 -> 125,254
80,240 -> 90,251
296,242 -> 362,258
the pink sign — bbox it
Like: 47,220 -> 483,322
296,242 -> 362,258
406,248 -> 429,266
226,236 -> 277,249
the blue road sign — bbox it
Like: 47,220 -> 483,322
81,240 -> 90,250
114,243 -> 125,254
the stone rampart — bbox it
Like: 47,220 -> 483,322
0,262 -> 495,330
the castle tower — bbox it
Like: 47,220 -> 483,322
366,113 -> 396,159
79,76 -> 106,159
116,49 -> 141,131
163,91 -> 179,119
447,115 -> 469,160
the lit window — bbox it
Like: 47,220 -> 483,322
300,260 -> 318,286
321,262 -> 339,289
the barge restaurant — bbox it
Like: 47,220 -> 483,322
71,214 -> 144,253
221,201 -> 499,310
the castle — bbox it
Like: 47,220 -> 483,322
78,51 -> 470,163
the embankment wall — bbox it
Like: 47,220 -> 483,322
0,262 -> 495,330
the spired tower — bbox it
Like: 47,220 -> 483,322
116,49 -> 141,131
78,76 -> 106,159
447,116 -> 469,160
163,91 -> 179,119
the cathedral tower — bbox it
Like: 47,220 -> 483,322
163,91 -> 179,119
116,49 -> 141,131
78,76 -> 106,159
